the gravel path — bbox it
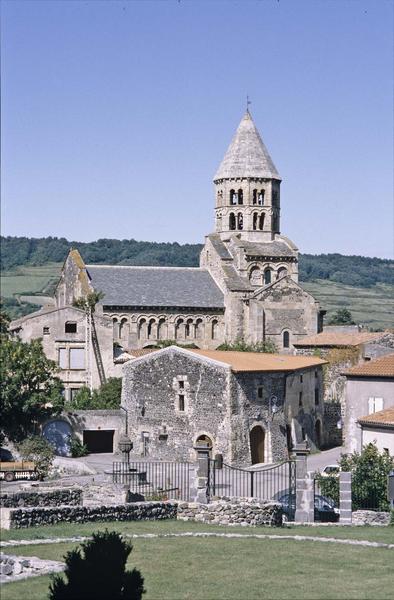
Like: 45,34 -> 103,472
1,532 -> 393,550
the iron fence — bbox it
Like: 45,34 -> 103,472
352,480 -> 389,511
207,459 -> 296,519
112,461 -> 192,501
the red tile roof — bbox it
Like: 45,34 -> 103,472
344,354 -> 394,378
293,331 -> 384,348
358,407 -> 394,427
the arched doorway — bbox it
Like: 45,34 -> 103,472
195,434 -> 213,458
315,420 -> 322,449
250,426 -> 265,464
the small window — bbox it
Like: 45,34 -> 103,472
264,268 -> 271,285
368,397 -> 383,414
69,348 -> 85,370
179,380 -> 184,389
299,391 -> 303,407
178,394 -> 185,412
301,427 -> 306,441
65,322 -> 77,334
315,370 -> 318,378
283,331 -> 290,348
315,388 -> 319,406
58,348 -> 67,369
43,326 -> 50,335
300,374 -> 303,383
257,386 -> 264,400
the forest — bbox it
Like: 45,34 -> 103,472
1,236 -> 393,287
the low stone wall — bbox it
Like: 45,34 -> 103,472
177,498 -> 282,527
1,501 -> 177,530
0,489 -> 82,508
352,510 -> 391,526
0,553 -> 64,584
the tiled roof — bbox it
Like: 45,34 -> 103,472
127,348 -> 159,358
344,353 -> 394,378
188,349 -> 327,372
86,265 -> 224,309
214,110 -> 281,181
358,407 -> 394,427
241,240 -> 295,258
294,331 -> 384,348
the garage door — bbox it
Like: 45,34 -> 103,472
83,430 -> 114,453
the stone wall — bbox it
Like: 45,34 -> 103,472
352,510 -> 391,526
1,501 -> 177,530
177,498 -> 282,527
0,553 -> 65,583
323,402 -> 342,448
0,489 -> 82,508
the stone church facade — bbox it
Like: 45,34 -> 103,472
54,110 -> 323,354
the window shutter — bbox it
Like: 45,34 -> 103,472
375,398 -> 383,412
368,397 -> 375,414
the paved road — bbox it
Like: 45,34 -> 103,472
307,446 -> 344,473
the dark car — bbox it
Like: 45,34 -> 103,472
277,492 -> 340,522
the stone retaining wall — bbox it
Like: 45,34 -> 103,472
0,489 -> 82,508
352,510 -> 391,526
1,501 -> 177,530
177,498 -> 282,527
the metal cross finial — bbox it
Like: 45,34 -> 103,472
246,95 -> 251,111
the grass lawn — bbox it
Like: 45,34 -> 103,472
1,521 -> 393,600
1,519 -> 394,544
2,533 -> 393,600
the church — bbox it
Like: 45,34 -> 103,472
54,110 -> 323,354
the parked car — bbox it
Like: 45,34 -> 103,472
321,464 -> 340,477
0,449 -> 37,482
277,491 -> 340,522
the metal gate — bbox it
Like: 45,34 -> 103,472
207,459 -> 296,520
112,461 -> 192,501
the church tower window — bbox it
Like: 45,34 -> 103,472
229,213 -> 236,230
237,213 -> 243,230
253,212 -> 258,230
264,268 -> 272,285
230,189 -> 237,205
258,190 -> 264,205
252,189 -> 258,204
237,189 -> 243,205
211,319 -> 219,339
277,267 -> 288,279
259,213 -> 265,230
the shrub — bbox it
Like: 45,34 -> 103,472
217,339 -> 278,353
69,436 -> 89,458
314,473 -> 339,506
68,378 -> 122,410
18,435 -> 54,479
49,530 -> 145,600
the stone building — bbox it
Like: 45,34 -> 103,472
48,110 -> 322,358
342,354 -> 394,454
121,346 -> 326,465
9,304 -> 122,400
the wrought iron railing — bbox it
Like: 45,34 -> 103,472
112,460 -> 192,501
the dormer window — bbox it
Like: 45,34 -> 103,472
65,322 -> 77,334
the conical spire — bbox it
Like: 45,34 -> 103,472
214,110 -> 281,181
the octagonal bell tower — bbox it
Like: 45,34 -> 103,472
213,110 -> 281,242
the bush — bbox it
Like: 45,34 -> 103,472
314,473 -> 339,506
18,435 -> 54,479
68,378 -> 122,410
49,529 -> 145,600
69,436 -> 89,458
217,339 -> 278,353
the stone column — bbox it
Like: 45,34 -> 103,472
339,471 -> 352,524
193,455 -> 209,504
293,443 -> 314,523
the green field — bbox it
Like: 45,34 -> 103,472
0,263 -> 62,300
1,264 -> 393,329
1,521 -> 393,600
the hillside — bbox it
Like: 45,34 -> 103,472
1,236 -> 393,328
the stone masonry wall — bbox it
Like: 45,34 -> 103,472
1,501 -> 177,530
177,498 -> 282,527
0,489 -> 82,508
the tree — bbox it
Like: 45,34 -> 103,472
49,530 -> 145,600
217,339 -> 278,353
69,378 -> 122,410
18,435 -> 54,479
0,336 -> 64,442
328,309 -> 355,325
340,443 -> 394,511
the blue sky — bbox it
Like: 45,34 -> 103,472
1,0 -> 393,258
